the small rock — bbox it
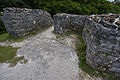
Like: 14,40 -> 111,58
103,68 -> 106,71
104,16 -> 111,21
115,20 -> 120,25
109,18 -> 115,23
110,61 -> 113,63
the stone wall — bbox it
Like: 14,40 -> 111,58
54,13 -> 120,76
1,8 -> 53,37
54,13 -> 86,34
83,14 -> 120,76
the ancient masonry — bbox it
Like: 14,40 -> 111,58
1,8 -> 53,37
54,13 -> 86,33
54,13 -> 120,76
1,8 -> 120,76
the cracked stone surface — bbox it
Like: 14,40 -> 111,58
0,26 -> 102,80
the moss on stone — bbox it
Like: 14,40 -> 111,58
9,56 -> 28,67
73,29 -> 118,80
95,52 -> 111,56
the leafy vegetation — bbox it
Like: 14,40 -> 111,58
0,0 -> 120,15
0,46 -> 27,66
0,0 -> 30,11
33,0 -> 120,15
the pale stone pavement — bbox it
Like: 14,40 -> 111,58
0,26 -> 102,80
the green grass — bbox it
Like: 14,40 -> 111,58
9,56 -> 27,67
0,46 -> 27,67
0,27 -> 50,42
75,31 -> 119,80
0,27 -> 50,66
0,46 -> 18,63
0,33 -> 24,42
54,27 -> 119,79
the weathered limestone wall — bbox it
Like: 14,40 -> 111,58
54,13 -> 86,34
1,8 -> 53,37
54,13 -> 120,76
83,15 -> 120,76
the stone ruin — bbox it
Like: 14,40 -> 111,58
1,7 -> 120,76
84,14 -> 120,76
54,13 -> 86,34
54,13 -> 120,76
1,8 -> 53,37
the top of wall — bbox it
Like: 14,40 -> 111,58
89,13 -> 120,31
2,7 -> 48,13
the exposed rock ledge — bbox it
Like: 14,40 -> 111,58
54,13 -> 120,76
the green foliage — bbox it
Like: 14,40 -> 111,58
0,0 -> 120,15
0,33 -> 24,42
33,0 -> 120,16
0,0 -> 30,11
35,0 -> 83,15
0,18 -> 6,34
0,26 -> 49,42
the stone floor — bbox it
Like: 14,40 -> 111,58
0,26 -> 102,80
